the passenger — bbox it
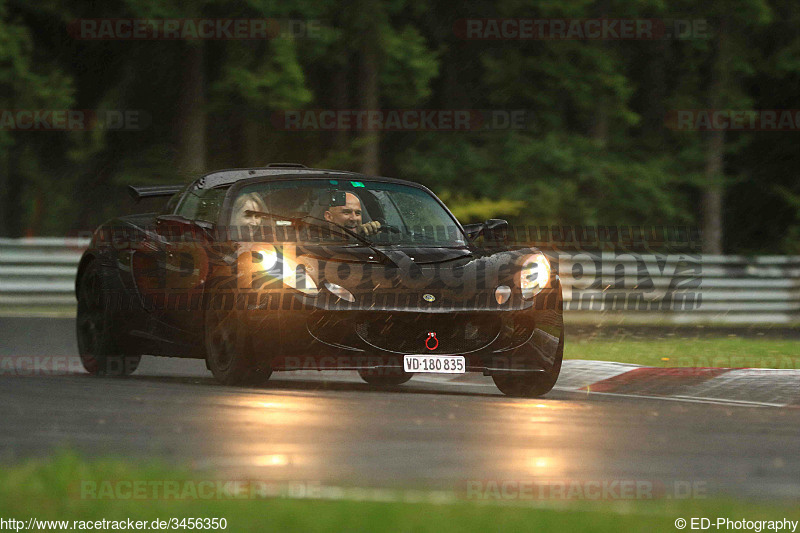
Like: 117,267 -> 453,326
230,192 -> 268,240
231,192 -> 268,228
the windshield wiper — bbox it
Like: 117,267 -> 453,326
244,211 -> 397,266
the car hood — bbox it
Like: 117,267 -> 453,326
270,243 -> 550,312
299,244 -> 473,265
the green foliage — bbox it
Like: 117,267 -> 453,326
380,26 -> 440,107
437,191 -> 527,223
397,131 -> 693,226
568,337 -> 800,368
2,451 -> 798,532
0,0 -> 798,252
212,39 -> 313,110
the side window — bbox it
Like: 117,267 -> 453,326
195,188 -> 227,223
162,185 -> 189,214
175,187 -> 227,223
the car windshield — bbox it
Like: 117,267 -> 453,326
230,178 -> 467,247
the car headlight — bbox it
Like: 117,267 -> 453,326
253,248 -> 279,270
520,253 -> 551,299
324,282 -> 355,302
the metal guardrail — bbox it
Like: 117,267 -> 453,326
1,238 -> 799,324
551,252 -> 800,325
0,238 -> 88,309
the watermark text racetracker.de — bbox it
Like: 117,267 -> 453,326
79,479 -> 320,500
674,517 -> 798,532
0,356 -> 88,376
69,18 -> 321,40
74,479 -> 459,505
0,110 -> 150,131
453,18 -> 709,40
666,109 -> 800,131
466,479 -> 707,500
271,109 -> 534,131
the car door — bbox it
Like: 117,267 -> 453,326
151,186 -> 228,345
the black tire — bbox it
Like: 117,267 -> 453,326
358,368 -> 413,386
492,334 -> 564,398
204,307 -> 272,385
76,261 -> 141,376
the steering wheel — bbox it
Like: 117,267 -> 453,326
378,223 -> 401,234
372,217 -> 401,233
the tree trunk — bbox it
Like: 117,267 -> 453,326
1,144 -> 23,237
331,58 -> 350,152
702,150 -> 724,254
242,116 -> 261,167
441,56 -> 469,110
358,25 -> 380,175
176,42 -> 207,175
592,96 -> 609,147
703,18 -> 729,255
590,2 -> 610,147
642,39 -> 667,149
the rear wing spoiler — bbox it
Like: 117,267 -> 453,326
127,185 -> 183,202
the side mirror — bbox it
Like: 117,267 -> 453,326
463,219 -> 509,243
463,223 -> 484,241
483,219 -> 509,244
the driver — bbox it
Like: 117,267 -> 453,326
323,192 -> 381,236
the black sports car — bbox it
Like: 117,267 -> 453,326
75,164 -> 564,397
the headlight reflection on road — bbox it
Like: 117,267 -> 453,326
244,397 -> 327,426
196,393 -> 352,477
256,401 -> 298,410
481,399 -> 605,481
254,454 -> 292,467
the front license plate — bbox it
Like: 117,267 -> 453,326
403,355 -> 466,373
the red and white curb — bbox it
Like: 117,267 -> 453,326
555,361 -> 800,408
418,360 -> 800,408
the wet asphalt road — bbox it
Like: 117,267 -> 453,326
1,317 -> 799,500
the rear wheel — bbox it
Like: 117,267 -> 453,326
204,308 -> 272,385
358,368 -> 413,386
492,334 -> 563,398
76,262 -> 140,376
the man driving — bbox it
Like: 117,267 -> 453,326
324,192 -> 381,236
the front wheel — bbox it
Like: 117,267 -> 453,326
76,261 -> 140,376
204,308 -> 271,385
358,368 -> 413,386
492,334 -> 563,398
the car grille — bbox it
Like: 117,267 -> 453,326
355,315 -> 501,355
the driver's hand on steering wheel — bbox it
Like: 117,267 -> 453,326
358,220 -> 382,235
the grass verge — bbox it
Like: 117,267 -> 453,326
1,452 -> 798,532
566,337 -> 800,368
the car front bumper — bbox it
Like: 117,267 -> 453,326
243,281 -> 563,375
